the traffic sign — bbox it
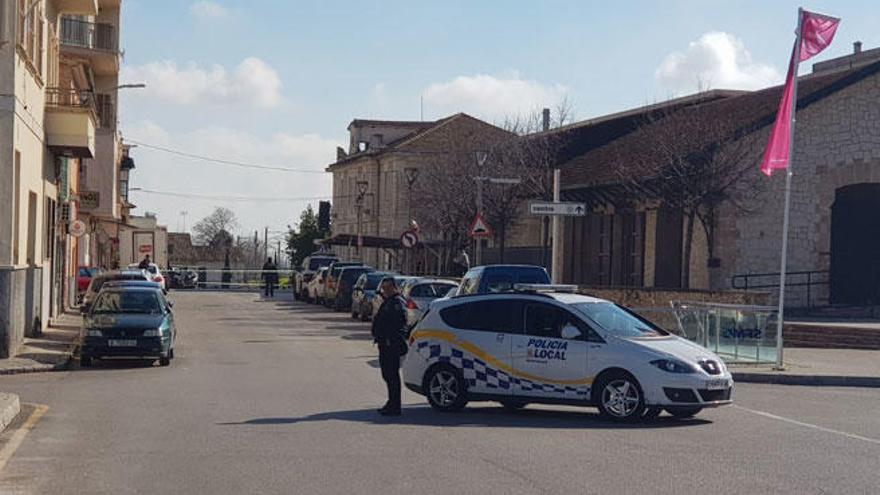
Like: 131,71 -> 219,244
69,220 -> 87,238
400,230 -> 419,249
529,202 -> 587,216
469,212 -> 493,239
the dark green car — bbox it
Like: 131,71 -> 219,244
80,287 -> 177,367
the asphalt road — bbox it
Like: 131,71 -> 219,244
0,292 -> 878,494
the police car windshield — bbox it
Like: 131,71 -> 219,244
572,303 -> 666,338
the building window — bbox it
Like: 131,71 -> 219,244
17,0 -> 44,79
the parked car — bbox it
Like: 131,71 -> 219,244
77,266 -> 99,294
80,286 -> 177,367
371,275 -> 417,319
294,254 -> 338,301
351,271 -> 397,321
102,280 -> 164,291
403,285 -> 733,421
324,261 -> 364,307
457,265 -> 551,295
128,263 -> 167,290
400,278 -> 460,328
167,268 -> 198,289
81,270 -> 150,312
307,267 -> 330,304
333,266 -> 375,311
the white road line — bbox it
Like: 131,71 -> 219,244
733,404 -> 880,446
0,404 -> 49,472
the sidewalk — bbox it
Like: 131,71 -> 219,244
0,312 -> 80,375
731,347 -> 880,387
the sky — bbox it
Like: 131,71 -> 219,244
118,0 -> 880,239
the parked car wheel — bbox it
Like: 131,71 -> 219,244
159,355 -> 171,367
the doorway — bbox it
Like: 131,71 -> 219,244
830,183 -> 880,305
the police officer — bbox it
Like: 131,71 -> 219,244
262,257 -> 278,297
371,278 -> 407,416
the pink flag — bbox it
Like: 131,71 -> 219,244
760,10 -> 840,176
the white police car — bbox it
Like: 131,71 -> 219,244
402,285 -> 733,421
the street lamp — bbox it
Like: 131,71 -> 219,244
404,167 -> 419,274
355,180 -> 369,256
113,83 -> 147,90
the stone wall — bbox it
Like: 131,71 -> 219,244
712,71 -> 880,306
576,285 -> 770,309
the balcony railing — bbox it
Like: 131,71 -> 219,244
59,17 -> 117,52
46,88 -> 96,109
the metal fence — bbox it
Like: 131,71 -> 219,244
631,301 -> 779,366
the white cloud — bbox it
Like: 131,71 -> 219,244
123,121 -> 341,234
190,1 -> 230,20
122,57 -> 283,108
655,32 -> 783,93
422,72 -> 568,121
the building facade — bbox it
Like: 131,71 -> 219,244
326,113 -> 513,272
0,0 -> 127,357
557,44 -> 880,308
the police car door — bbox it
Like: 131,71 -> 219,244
510,302 -> 590,400
440,299 -> 523,397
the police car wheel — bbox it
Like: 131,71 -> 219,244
595,372 -> 645,421
665,406 -> 702,419
424,365 -> 468,412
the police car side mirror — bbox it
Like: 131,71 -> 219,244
560,325 -> 582,340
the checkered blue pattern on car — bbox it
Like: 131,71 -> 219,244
416,340 -> 590,398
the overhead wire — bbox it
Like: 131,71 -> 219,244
125,139 -> 328,174
130,187 -> 331,203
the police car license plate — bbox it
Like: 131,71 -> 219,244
108,339 -> 137,347
707,379 -> 729,390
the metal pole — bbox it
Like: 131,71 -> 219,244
476,179 -> 483,266
774,8 -> 804,371
264,227 -> 268,261
551,168 -> 563,283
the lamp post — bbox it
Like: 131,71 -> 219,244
404,167 -> 419,273
355,180 -> 369,257
472,151 -> 520,266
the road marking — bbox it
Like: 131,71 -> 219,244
0,404 -> 49,472
733,404 -> 880,446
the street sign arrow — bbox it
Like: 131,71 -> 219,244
529,202 -> 588,217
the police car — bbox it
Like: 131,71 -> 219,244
402,285 -> 733,421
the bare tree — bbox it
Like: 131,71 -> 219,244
614,98 -> 764,287
192,207 -> 239,248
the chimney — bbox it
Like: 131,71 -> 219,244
542,108 -> 551,131
336,146 -> 347,161
854,41 -> 863,54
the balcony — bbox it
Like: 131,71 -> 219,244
45,88 -> 97,158
55,0 -> 99,15
59,17 -> 119,75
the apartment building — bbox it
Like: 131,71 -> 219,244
0,0 -> 127,358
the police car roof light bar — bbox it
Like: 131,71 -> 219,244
513,284 -> 578,293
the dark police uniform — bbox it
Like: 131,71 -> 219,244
262,261 -> 278,297
371,294 -> 407,414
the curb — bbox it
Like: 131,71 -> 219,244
732,372 -> 880,388
0,393 -> 21,433
0,341 -> 78,376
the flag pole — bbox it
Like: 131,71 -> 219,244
774,7 -> 804,370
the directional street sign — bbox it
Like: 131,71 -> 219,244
529,202 -> 587,216
400,230 -> 419,249
469,212 -> 493,239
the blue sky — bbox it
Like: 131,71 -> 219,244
118,0 -> 879,237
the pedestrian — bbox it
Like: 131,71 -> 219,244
371,278 -> 408,416
137,254 -> 152,270
262,257 -> 278,297
453,248 -> 470,276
